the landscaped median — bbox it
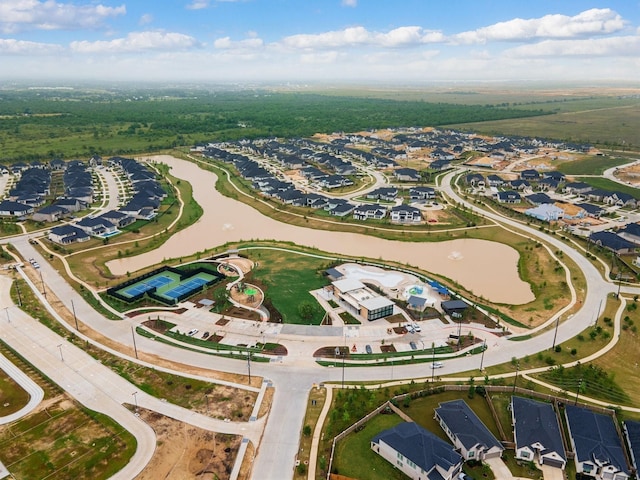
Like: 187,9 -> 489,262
135,319 -> 285,363
314,342 -> 486,368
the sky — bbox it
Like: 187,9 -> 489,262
0,0 -> 639,84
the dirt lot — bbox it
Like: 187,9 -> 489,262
135,408 -> 241,480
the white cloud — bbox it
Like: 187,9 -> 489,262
341,0 -> 357,7
139,14 -> 154,26
280,26 -> 443,50
454,8 -> 625,44
0,0 -> 125,34
214,36 -> 264,50
505,35 -> 640,57
70,31 -> 201,54
0,38 -> 63,55
186,0 -> 209,9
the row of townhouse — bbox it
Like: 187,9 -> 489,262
372,397 -> 633,480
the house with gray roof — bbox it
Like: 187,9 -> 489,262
390,204 -> 422,223
435,399 -> 503,461
48,225 -> 90,245
371,422 -> 463,480
511,396 -> 566,469
565,405 -> 629,480
623,420 -> 640,475
0,200 -> 34,218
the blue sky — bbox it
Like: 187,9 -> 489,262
1,0 -> 638,83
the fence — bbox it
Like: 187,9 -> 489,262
324,384 -> 622,480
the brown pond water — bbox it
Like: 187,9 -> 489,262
106,155 -> 534,304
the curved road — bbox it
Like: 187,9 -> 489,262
2,162 -> 639,479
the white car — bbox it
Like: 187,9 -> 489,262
187,328 -> 199,337
406,324 -> 415,334
431,362 -> 444,369
413,323 -> 422,332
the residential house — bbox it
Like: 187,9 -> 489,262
538,178 -> 560,191
371,422 -> 463,480
555,202 -> 587,220
0,200 -> 34,217
525,193 -> 552,206
395,168 -> 421,182
486,175 -> 504,187
577,203 -> 604,218
366,187 -> 398,202
563,182 -> 593,195
32,205 -> 69,223
525,204 -> 564,222
618,223 -> 640,245
509,179 -> 531,191
48,225 -> 90,245
353,204 -> 387,221
434,399 -> 504,461
511,396 -> 566,469
410,186 -> 436,201
520,169 -> 540,180
329,202 -> 355,217
430,159 -> 451,170
604,192 -> 637,208
496,191 -> 521,203
565,405 -> 629,480
623,420 -> 640,475
589,232 -> 638,254
390,204 -> 422,223
98,210 -> 135,228
76,217 -> 117,236
465,173 -> 484,187
54,198 -> 86,213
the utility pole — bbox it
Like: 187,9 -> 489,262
131,325 -> 139,359
574,378 -> 583,405
479,339 -> 486,371
247,352 -> 251,384
39,269 -> 47,298
341,349 -> 345,388
431,342 -> 435,383
71,299 -> 78,331
512,361 -> 519,394
551,317 -> 560,351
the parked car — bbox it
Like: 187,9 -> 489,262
413,323 -> 422,332
406,324 -> 415,334
409,341 -> 417,350
365,345 -> 372,354
187,328 -> 198,336
202,331 -> 210,339
431,361 -> 444,369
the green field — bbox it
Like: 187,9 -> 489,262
0,89 -> 549,162
557,155 -> 630,176
573,176 -> 640,199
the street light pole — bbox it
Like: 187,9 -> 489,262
57,344 -> 64,362
479,339 -> 486,371
341,350 -> 345,388
39,269 -> 46,299
431,342 -> 435,383
4,307 -> 10,323
131,325 -> 139,359
247,352 -> 251,384
132,391 -> 138,413
551,317 -> 560,351
71,299 -> 78,331
574,378 -> 583,405
512,361 -> 519,393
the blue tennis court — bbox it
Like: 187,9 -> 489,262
162,277 -> 210,300
121,275 -> 173,297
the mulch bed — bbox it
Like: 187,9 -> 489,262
380,345 -> 397,353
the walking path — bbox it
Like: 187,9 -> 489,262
0,350 -> 44,425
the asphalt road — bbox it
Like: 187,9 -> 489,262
2,165 -> 639,479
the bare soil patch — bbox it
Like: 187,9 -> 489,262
135,408 -> 241,480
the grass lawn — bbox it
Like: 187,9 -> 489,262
244,248 -> 334,324
0,342 -> 136,480
399,390 -> 502,443
557,155 -> 631,176
574,176 -> 640,199
0,364 -> 30,417
332,413 -> 406,480
294,387 -> 327,480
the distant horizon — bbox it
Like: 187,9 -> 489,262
0,1 -> 638,83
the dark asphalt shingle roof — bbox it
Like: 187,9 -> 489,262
512,396 -> 565,460
435,399 -> 503,452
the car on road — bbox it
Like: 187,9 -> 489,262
365,345 -> 372,354
413,323 -> 422,332
409,341 -> 417,350
187,328 -> 198,336
202,331 -> 210,339
431,361 -> 444,369
458,474 -> 474,480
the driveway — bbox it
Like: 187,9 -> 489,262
485,457 -> 517,479
540,464 -> 565,480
